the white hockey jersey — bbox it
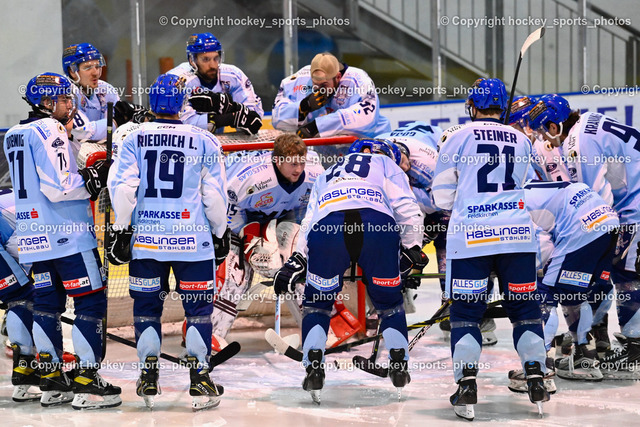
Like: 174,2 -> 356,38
563,112 -> 640,226
108,119 -> 228,262
3,117 -> 96,263
70,80 -> 120,142
432,119 -> 535,259
524,181 -> 619,275
225,150 -> 325,233
272,64 -> 391,138
167,62 -> 263,130
377,121 -> 443,214
297,153 -> 423,256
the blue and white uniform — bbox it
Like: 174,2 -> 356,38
530,135 -> 570,182
0,189 -> 35,357
167,62 -> 263,130
562,112 -> 640,337
4,117 -> 106,367
378,121 -> 443,214
432,118 -> 546,382
524,181 -> 619,345
272,64 -> 391,138
108,119 -> 228,365
297,152 -> 422,364
226,150 -> 325,234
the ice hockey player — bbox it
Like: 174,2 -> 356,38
432,78 -> 549,420
0,189 -> 39,402
107,73 -> 229,410
529,94 -> 640,379
272,138 -> 427,403
508,95 -> 570,182
168,32 -> 263,134
272,52 -> 391,138
4,72 -> 118,409
509,181 -> 619,392
211,133 -> 325,348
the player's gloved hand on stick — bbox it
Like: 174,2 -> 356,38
402,276 -> 421,290
297,121 -> 319,138
272,252 -> 307,295
298,90 -> 327,120
78,159 -> 110,201
189,91 -> 233,115
400,245 -> 428,277
114,101 -> 150,126
422,214 -> 441,245
212,228 -> 231,265
106,226 -> 133,265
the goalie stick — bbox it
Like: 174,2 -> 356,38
503,26 -> 545,125
60,316 -> 241,367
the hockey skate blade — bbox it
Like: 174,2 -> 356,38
283,333 -> 301,350
12,385 -> 42,402
396,387 -> 404,401
40,390 -> 74,407
453,404 -> 474,421
309,390 -> 321,405
192,395 -> 221,411
71,393 -> 122,410
536,401 -> 544,417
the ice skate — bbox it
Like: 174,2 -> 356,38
137,356 -> 160,408
10,343 -> 41,402
555,343 -> 603,381
450,366 -> 477,421
591,316 -> 611,357
72,367 -> 122,409
302,349 -> 325,405
38,352 -> 74,407
388,348 -> 410,400
508,356 -> 556,394
599,334 -> 640,380
188,356 -> 224,411
524,361 -> 550,417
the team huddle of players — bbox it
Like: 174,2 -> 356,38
0,30 -> 638,419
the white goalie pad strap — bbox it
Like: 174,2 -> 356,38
276,220 -> 300,261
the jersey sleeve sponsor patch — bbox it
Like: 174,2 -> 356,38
0,274 -> 18,290
179,280 -> 214,291
371,276 -> 401,287
507,282 -> 536,293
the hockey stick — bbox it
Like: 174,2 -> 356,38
101,102 -> 113,360
352,318 -> 385,377
503,26 -> 545,124
265,300 -> 508,363
60,315 -> 241,367
259,273 -> 444,288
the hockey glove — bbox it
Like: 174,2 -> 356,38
423,214 -> 441,245
272,252 -> 307,295
298,90 -> 327,120
636,241 -> 640,275
189,91 -> 233,115
402,276 -> 421,290
212,228 -> 231,265
297,121 -> 319,139
114,101 -> 150,126
106,226 -> 133,265
399,245 -> 428,277
232,105 -> 262,135
78,160 -> 110,201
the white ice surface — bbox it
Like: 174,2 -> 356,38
1,278 -> 638,426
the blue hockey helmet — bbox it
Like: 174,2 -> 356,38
186,33 -> 223,64
465,78 -> 508,115
25,72 -> 74,108
527,94 -> 571,134
508,95 -> 539,126
149,74 -> 187,115
349,138 -> 402,165
62,43 -> 106,77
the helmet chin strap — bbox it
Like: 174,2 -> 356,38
544,122 -> 563,144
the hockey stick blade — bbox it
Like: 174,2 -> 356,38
265,328 -> 303,361
210,341 -> 241,368
520,26 -> 545,57
352,355 -> 388,378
